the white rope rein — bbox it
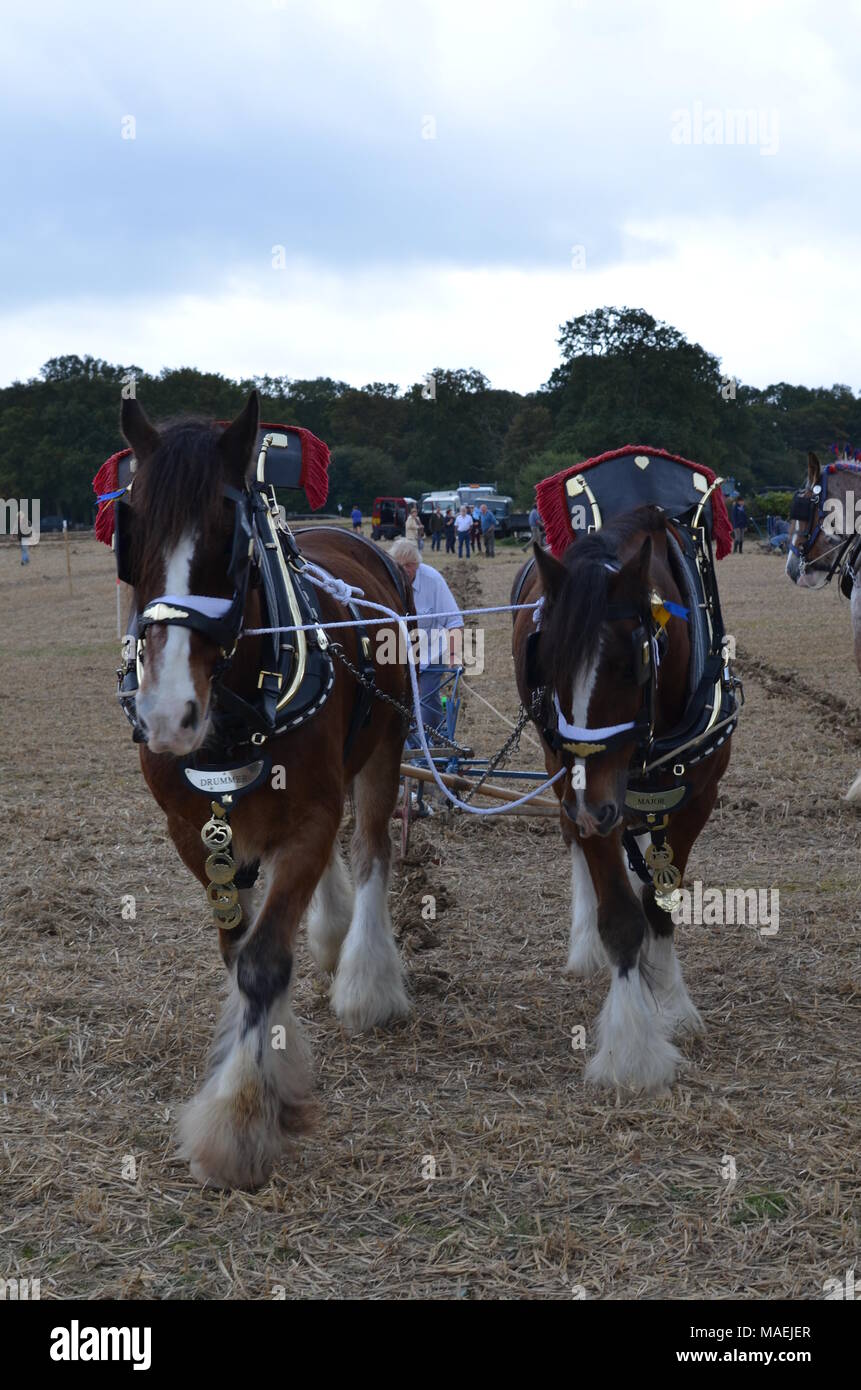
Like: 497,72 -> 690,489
287,564 -> 564,817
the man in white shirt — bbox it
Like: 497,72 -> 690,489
455,505 -> 473,558
390,538 -> 464,808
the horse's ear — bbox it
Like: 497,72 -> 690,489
120,398 -> 160,461
533,542 -> 567,603
808,451 -> 821,486
218,390 -> 260,481
618,535 -> 652,591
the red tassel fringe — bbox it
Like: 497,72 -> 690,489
92,421 -> 330,548
535,445 -> 733,561
92,448 -> 131,546
290,425 -> 330,511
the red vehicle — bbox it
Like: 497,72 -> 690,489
370,495 -> 416,541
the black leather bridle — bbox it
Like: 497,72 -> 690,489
538,600 -> 663,764
789,469 -> 858,584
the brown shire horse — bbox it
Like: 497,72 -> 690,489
119,392 -> 411,1189
513,506 -> 732,1093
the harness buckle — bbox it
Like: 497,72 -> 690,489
258,670 -> 283,690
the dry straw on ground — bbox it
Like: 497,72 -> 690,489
0,534 -> 858,1299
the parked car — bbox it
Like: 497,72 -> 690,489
371,496 -> 416,540
39,515 -> 67,532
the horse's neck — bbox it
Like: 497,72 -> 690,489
829,472 -> 859,537
650,551 -> 690,727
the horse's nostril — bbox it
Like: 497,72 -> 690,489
181,700 -> 199,730
597,802 -> 617,831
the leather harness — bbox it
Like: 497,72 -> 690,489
116,498 -> 408,770
517,518 -> 742,886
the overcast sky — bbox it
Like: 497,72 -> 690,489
1,0 -> 859,394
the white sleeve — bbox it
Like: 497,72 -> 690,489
436,575 -> 463,629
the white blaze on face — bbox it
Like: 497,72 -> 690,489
567,640 -> 601,813
138,534 -> 203,754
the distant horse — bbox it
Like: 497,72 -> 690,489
117,392 -> 412,1189
512,507 -> 733,1092
786,449 -> 861,801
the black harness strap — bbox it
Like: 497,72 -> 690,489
622,830 -> 652,887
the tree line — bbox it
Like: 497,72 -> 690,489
1,306 -> 857,522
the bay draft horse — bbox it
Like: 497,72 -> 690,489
786,449 -> 861,801
120,392 -> 411,1189
513,507 -> 731,1093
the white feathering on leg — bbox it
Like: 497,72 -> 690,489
585,966 -> 682,1093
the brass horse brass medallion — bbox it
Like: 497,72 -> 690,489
205,850 -> 238,884
207,881 -> 239,910
200,802 -> 243,931
201,815 -> 233,851
645,840 -> 682,910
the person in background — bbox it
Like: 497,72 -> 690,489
479,502 -> 497,557
405,504 -> 424,550
768,515 -> 790,552
529,503 -> 543,550
471,503 -> 482,554
18,508 -> 30,565
444,508 -> 456,553
391,537 -> 464,815
455,505 -> 472,558
430,505 -> 444,552
351,503 -> 362,532
732,497 -> 747,554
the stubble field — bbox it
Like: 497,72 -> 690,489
0,529 -> 858,1299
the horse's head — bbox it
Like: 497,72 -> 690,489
786,450 -> 847,589
120,391 -> 260,755
532,511 -> 664,838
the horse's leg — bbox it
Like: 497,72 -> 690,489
635,779 -> 726,1037
331,718 -> 409,1031
563,838 -> 607,977
582,835 -> 682,1093
305,841 -> 354,973
178,807 -> 340,1190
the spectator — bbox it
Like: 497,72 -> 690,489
455,506 -> 473,558
479,502 -> 498,557
430,505 -> 444,552
732,498 -> 747,554
351,504 -> 362,532
768,516 -> 790,552
471,504 -> 482,554
405,504 -> 424,550
18,508 -> 30,565
391,538 -> 464,814
444,508 -> 456,553
529,503 -> 543,550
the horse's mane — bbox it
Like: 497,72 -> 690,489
131,419 -> 231,588
542,505 -> 667,691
